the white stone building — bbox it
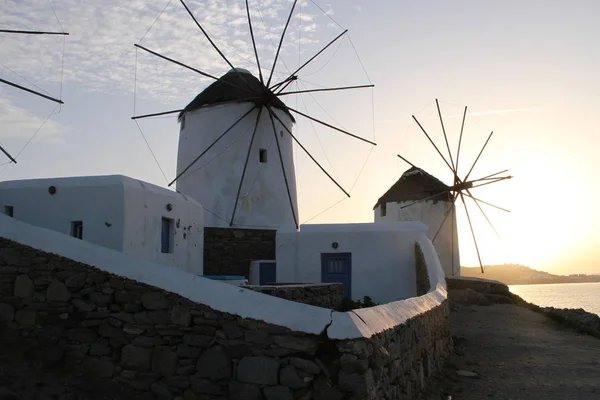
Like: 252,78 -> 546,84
0,175 -> 204,275
276,221 -> 430,304
176,68 -> 298,229
374,167 -> 460,277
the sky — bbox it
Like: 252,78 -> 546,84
1,0 -> 599,275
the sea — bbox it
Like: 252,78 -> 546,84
509,282 -> 600,316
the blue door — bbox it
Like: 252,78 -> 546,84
259,262 -> 277,285
321,253 -> 352,299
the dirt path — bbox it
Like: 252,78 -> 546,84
434,303 -> 600,400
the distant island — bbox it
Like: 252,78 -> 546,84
461,264 -> 600,285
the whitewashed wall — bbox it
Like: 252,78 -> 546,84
276,222 -> 429,304
176,103 -> 298,229
375,200 -> 460,277
0,175 -> 204,275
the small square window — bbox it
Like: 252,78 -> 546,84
3,205 -> 13,217
380,203 -> 387,217
71,221 -> 83,239
259,148 -> 267,163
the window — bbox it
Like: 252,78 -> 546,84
71,221 -> 83,239
380,203 -> 387,217
161,217 -> 174,253
3,206 -> 13,217
259,148 -> 267,163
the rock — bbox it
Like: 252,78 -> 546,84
141,292 -> 171,310
83,357 -> 115,378
273,335 -> 316,352
190,375 -> 223,395
229,381 -> 261,400
165,376 -> 190,389
177,344 -> 200,358
312,376 -> 345,400
171,305 -> 191,326
72,299 -> 94,312
14,275 -> 34,299
237,356 -> 279,385
134,311 -> 170,324
46,279 -> 71,302
337,369 -> 375,394
89,292 -> 111,305
290,357 -> 321,375
280,365 -> 306,389
183,389 -> 199,400
111,312 -> 135,323
0,303 -> 15,321
15,309 -> 35,326
183,334 -> 212,348
263,385 -> 294,400
150,381 -> 172,400
196,345 -> 231,379
65,273 -> 86,289
456,370 -> 479,378
67,328 -> 97,343
152,346 -> 179,377
89,342 -> 112,356
120,345 -> 152,371
222,320 -> 243,339
43,346 -> 64,365
132,336 -> 166,347
123,324 -> 145,335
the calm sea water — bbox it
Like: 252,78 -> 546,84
509,282 -> 600,316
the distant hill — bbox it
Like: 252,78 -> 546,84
461,264 -> 600,285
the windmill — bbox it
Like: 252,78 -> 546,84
395,99 -> 512,274
0,0 -> 68,165
130,0 -> 376,229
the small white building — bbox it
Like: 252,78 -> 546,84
176,68 -> 298,229
276,221 -> 430,304
0,175 -> 204,275
374,167 -> 460,277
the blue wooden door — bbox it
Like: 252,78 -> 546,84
259,262 -> 277,285
321,253 -> 352,299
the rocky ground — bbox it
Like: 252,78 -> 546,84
426,291 -> 600,400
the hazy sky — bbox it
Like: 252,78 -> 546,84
1,0 -> 599,275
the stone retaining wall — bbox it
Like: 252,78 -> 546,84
242,283 -> 344,310
203,228 -> 275,277
0,236 -> 451,399
415,243 -> 431,296
446,277 -> 510,296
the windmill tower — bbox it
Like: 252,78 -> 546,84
382,99 -> 512,276
374,166 -> 460,277
132,1 -> 376,230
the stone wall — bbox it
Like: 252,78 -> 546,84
203,228 -> 275,277
415,243 -> 431,296
446,277 -> 510,296
243,283 -> 344,310
0,237 -> 451,399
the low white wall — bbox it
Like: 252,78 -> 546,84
0,214 -> 448,340
276,222 -> 429,304
375,200 -> 460,278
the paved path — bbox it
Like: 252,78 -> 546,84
433,303 -> 600,400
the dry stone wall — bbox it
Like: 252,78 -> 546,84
242,284 -> 344,310
203,228 -> 275,277
0,237 -> 451,399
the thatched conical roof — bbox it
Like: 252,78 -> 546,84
179,68 -> 294,122
374,167 -> 452,209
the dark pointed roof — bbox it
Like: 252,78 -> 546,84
374,167 -> 452,209
178,68 -> 294,122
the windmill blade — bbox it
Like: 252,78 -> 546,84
465,189 -> 501,237
276,78 -> 296,95
471,169 -> 508,182
287,107 -> 376,146
246,0 -> 264,84
464,130 -> 493,181
268,107 -> 350,197
431,192 -> 459,242
277,84 -> 374,97
459,192 -> 485,273
178,0 -> 251,89
230,107 -> 264,226
455,106 -> 467,176
131,97 -> 261,120
412,115 -> 455,175
0,144 -> 17,164
272,75 -> 296,92
270,29 -> 348,91
169,106 -> 256,186
267,106 -> 298,228
0,78 -> 63,104
435,99 -> 456,172
470,175 -> 512,189
397,154 -> 419,170
132,109 -> 183,120
0,29 -> 68,35
463,191 -> 510,213
266,0 -> 298,87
